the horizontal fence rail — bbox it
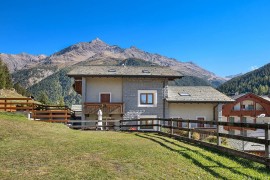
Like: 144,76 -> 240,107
67,117 -> 270,168
0,98 -> 71,123
1,101 -> 270,169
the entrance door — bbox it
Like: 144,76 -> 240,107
100,93 -> 111,103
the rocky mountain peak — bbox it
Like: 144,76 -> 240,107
2,38 -> 226,86
89,38 -> 107,46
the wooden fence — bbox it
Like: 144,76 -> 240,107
0,98 -> 34,112
0,98 -> 71,123
68,118 -> 270,168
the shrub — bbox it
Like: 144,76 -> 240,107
192,132 -> 200,140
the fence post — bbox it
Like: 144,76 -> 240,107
159,119 -> 161,132
170,118 -> 173,136
119,120 -> 122,131
49,111 -> 52,123
265,123 -> 270,168
217,121 -> 221,146
4,99 -> 7,111
65,110 -> 68,123
188,120 -> 191,139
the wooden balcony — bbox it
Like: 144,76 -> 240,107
84,103 -> 124,115
230,110 -> 265,117
223,126 -> 255,131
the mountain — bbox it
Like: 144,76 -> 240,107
4,38 -> 225,84
0,53 -> 46,73
3,38 -> 227,105
40,38 -> 225,85
224,73 -> 243,80
217,63 -> 270,95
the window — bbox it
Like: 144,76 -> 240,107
138,115 -> 157,131
140,120 -> 154,129
142,70 -> 150,73
229,117 -> 234,123
197,117 -> 205,128
138,90 -> 157,107
241,117 -> 247,123
241,105 -> 245,110
179,93 -> 190,96
140,93 -> 153,104
241,130 -> 247,136
247,105 -> 254,110
229,130 -> 235,135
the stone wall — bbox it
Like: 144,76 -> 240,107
123,78 -> 166,118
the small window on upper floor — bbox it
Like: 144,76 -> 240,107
140,93 -> 154,104
247,105 -> 254,110
138,90 -> 157,107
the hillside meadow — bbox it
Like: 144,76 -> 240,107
0,112 -> 269,179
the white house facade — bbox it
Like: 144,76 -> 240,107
68,65 -> 234,130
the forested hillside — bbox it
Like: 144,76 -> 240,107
218,63 -> 270,95
27,67 -> 81,107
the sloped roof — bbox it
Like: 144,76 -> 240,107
166,86 -> 234,103
230,93 -> 270,103
230,93 -> 247,100
67,66 -> 183,79
261,95 -> 270,102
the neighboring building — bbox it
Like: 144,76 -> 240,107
222,93 -> 270,135
67,65 -> 233,130
222,93 -> 270,153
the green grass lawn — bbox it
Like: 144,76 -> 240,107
0,112 -> 269,179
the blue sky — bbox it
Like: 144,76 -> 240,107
1,0 -> 270,77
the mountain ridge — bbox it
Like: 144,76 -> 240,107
1,38 -> 225,86
218,63 -> 270,95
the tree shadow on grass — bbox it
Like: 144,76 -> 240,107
135,133 -> 266,179
147,133 -> 270,175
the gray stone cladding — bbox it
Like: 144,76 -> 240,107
123,78 -> 166,119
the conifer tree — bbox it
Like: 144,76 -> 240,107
0,58 -> 13,89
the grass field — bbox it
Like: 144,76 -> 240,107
0,112 -> 269,179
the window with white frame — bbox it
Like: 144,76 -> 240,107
138,90 -> 157,107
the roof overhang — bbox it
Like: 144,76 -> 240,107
166,100 -> 235,103
67,74 -> 183,80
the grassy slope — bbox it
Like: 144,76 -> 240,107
0,89 -> 26,98
0,113 -> 269,180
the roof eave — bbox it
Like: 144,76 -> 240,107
166,100 -> 235,103
67,74 -> 183,79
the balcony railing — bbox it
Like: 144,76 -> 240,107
84,102 -> 124,115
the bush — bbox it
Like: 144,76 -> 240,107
192,132 -> 200,140
175,130 -> 188,137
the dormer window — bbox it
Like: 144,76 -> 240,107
142,70 -> 150,73
108,69 -> 116,72
179,93 -> 190,96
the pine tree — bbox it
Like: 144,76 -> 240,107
0,58 -> 13,89
38,91 -> 49,105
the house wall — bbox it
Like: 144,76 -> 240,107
168,103 -> 217,128
123,78 -> 166,118
85,77 -> 123,102
168,103 -> 215,120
